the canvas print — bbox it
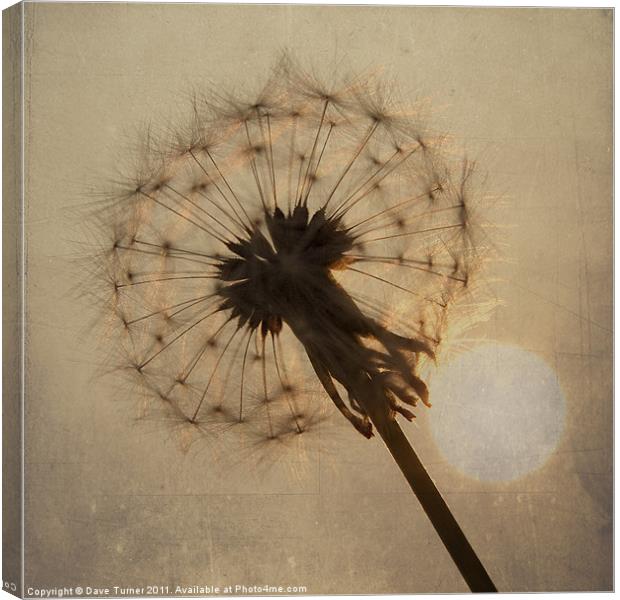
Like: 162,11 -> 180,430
2,3 -> 613,597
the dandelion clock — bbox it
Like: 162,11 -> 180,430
93,57 -> 495,592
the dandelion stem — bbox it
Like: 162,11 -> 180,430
359,391 -> 497,593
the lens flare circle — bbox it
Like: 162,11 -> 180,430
429,343 -> 566,482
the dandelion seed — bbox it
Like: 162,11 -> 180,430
95,57 -> 495,592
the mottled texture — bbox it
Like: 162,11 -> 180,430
20,4 -> 611,594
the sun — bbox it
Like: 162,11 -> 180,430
427,343 -> 566,482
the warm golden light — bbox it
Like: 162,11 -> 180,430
428,343 -> 566,482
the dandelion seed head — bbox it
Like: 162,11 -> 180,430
94,57 -> 485,450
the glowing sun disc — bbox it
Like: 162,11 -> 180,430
428,343 -> 566,482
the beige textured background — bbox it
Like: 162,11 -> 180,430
21,3 -> 611,594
